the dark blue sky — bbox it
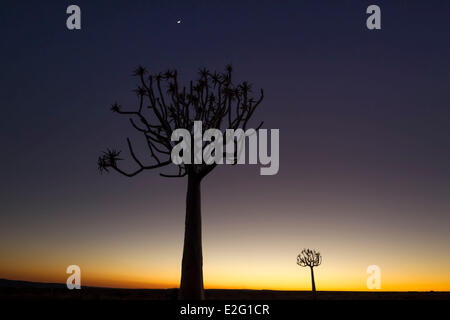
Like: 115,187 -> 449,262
0,0 -> 449,289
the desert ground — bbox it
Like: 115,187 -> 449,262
1,279 -> 448,300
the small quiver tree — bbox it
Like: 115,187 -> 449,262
297,248 -> 322,294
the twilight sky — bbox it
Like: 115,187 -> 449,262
0,0 -> 449,291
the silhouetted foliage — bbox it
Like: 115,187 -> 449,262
297,249 -> 322,268
97,65 -> 264,179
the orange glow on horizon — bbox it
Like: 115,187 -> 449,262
1,264 -> 449,292
1,204 -> 449,293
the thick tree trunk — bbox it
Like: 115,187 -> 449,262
179,174 -> 204,300
310,267 -> 316,293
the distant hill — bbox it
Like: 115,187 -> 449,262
0,278 -> 67,289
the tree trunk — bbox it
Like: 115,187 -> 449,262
179,174 -> 204,300
310,267 -> 316,293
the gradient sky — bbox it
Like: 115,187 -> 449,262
1,0 -> 450,291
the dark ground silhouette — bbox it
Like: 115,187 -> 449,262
1,279 -> 448,301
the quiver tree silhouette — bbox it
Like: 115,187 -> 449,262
97,65 -> 264,300
297,249 -> 322,293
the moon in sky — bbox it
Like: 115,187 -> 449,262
177,20 -> 181,24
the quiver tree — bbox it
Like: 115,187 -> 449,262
97,65 -> 264,300
297,249 -> 322,293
